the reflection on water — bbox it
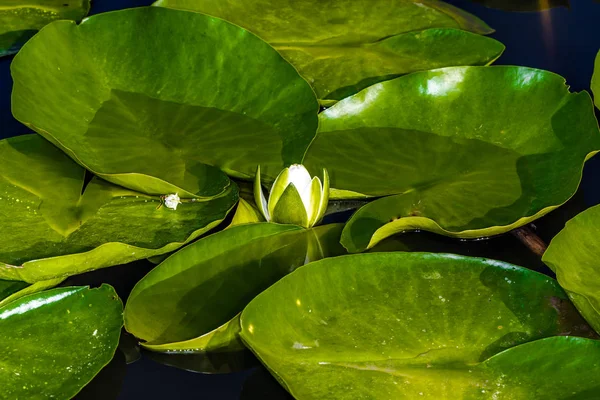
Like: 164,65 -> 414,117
143,349 -> 260,375
539,1 -> 556,58
469,0 -> 569,12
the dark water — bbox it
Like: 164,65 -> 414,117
1,1 -> 600,399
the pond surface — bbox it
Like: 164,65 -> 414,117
1,1 -> 600,399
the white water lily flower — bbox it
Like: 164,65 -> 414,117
163,194 -> 182,210
254,164 -> 329,228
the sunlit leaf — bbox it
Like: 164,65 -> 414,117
125,223 -> 345,353
303,66 -> 600,252
155,0 -> 504,100
241,253 -> 599,399
0,285 -> 123,399
11,7 -> 318,194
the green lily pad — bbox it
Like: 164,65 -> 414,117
11,7 -> 318,195
543,204 -> 600,333
0,278 -> 64,307
0,285 -> 123,399
303,66 -> 600,252
0,0 -> 90,57
124,223 -> 346,353
0,135 -> 238,283
240,253 -> 599,399
155,0 -> 504,101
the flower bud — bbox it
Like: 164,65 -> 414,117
254,164 -> 329,228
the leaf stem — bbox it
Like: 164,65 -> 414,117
511,225 -> 548,258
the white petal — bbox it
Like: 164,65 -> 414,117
288,164 -> 312,212
259,187 -> 270,220
304,177 -> 323,226
254,166 -> 270,220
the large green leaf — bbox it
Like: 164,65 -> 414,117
240,253 -> 599,399
124,223 -> 346,353
0,135 -> 238,283
543,204 -> 600,333
0,0 -> 90,57
302,66 -> 600,252
0,285 -> 123,399
11,7 -> 318,195
155,0 -> 504,101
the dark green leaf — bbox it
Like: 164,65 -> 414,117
302,66 -> 600,252
0,285 -> 123,399
241,253 -> 599,399
11,7 -> 318,194
124,223 -> 346,352
0,0 -> 90,57
543,204 -> 600,333
0,135 -> 238,283
155,0 -> 504,100
0,278 -> 64,307
0,280 -> 27,301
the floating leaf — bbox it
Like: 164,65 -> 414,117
125,223 -> 346,353
0,285 -> 123,399
303,66 -> 600,252
543,204 -> 600,333
241,253 -> 599,399
0,135 -> 238,283
155,0 -> 504,101
11,7 -> 318,195
0,0 -> 90,57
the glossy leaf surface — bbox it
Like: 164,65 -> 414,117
125,223 -> 346,352
156,0 -> 503,100
241,253 -> 599,399
11,7 -> 318,194
0,135 -> 238,283
302,66 -> 600,252
0,285 -> 123,399
0,0 -> 90,57
543,204 -> 600,333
